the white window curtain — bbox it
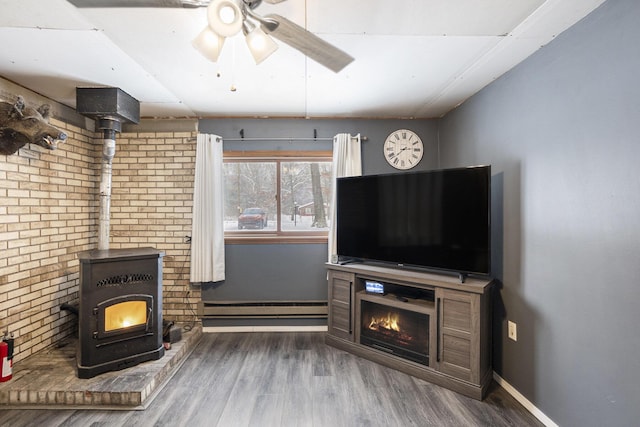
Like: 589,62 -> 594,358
190,133 -> 225,283
328,133 -> 362,262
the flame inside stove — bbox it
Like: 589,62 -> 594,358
104,300 -> 147,332
368,312 -> 401,332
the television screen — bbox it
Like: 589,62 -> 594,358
336,165 -> 491,276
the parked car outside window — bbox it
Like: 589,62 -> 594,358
238,207 -> 268,229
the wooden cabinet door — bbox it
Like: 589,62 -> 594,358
328,270 -> 354,341
436,288 -> 481,383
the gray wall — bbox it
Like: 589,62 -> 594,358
438,0 -> 640,425
198,118 -> 438,325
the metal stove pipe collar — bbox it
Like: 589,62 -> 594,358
97,117 -> 122,133
102,138 -> 116,162
96,117 -> 121,153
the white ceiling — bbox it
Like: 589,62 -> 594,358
0,0 -> 606,119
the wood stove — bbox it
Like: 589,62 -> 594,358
76,247 -> 164,379
356,290 -> 436,368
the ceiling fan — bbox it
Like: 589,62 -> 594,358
66,0 -> 354,72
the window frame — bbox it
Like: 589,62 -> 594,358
223,150 -> 332,244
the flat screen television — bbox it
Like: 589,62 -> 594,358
336,165 -> 491,277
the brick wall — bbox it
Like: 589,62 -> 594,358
1,91 -> 200,363
0,116 -> 95,362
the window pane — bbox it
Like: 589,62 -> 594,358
224,162 -> 277,231
280,161 -> 332,231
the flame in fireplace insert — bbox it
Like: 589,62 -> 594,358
368,312 -> 401,332
104,300 -> 147,332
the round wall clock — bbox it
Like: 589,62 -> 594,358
383,129 -> 424,170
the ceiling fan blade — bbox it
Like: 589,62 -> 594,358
262,14 -> 353,73
67,0 -> 283,7
66,0 -> 207,7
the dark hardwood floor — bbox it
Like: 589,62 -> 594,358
0,332 -> 543,426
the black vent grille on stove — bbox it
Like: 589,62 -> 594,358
96,273 -> 155,288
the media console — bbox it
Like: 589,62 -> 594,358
326,263 -> 494,400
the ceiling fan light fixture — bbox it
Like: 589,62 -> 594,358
192,26 -> 226,62
245,25 -> 278,64
207,0 -> 243,37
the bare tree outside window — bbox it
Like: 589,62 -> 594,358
310,162 -> 327,228
281,161 -> 331,231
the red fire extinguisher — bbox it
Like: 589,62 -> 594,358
0,333 -> 14,382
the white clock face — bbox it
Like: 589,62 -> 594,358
384,129 -> 424,170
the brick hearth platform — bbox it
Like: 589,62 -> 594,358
0,324 -> 202,410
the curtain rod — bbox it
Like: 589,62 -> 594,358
222,136 -> 368,142
221,129 -> 368,142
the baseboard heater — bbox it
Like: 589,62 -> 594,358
200,300 -> 328,319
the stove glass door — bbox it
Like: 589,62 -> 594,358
96,294 -> 152,340
105,300 -> 148,332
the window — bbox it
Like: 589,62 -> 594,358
223,151 -> 332,243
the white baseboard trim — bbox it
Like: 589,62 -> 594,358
203,325 -> 328,333
493,372 -> 558,427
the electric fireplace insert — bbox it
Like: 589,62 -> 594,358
356,290 -> 436,367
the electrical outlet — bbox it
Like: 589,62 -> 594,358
508,321 -> 517,342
